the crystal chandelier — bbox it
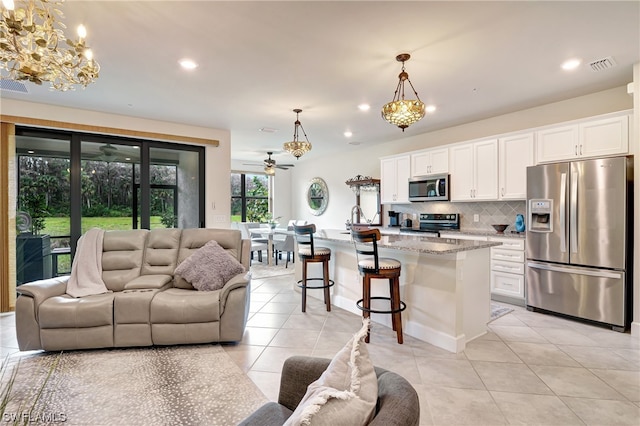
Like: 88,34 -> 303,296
283,108 -> 312,160
381,53 -> 425,131
0,0 -> 100,91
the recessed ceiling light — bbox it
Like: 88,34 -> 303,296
27,150 -> 34,154
344,131 -> 353,137
561,58 -> 581,71
179,59 -> 198,70
259,127 -> 278,133
358,104 -> 370,111
425,105 -> 436,113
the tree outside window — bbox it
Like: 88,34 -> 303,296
231,173 -> 270,222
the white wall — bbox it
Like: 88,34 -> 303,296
1,99 -> 231,228
632,64 -> 640,336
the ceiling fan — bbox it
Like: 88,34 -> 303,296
87,143 -> 127,162
243,152 -> 295,174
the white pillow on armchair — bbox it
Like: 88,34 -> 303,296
284,319 -> 377,426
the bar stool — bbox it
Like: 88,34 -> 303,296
293,224 -> 334,312
351,228 -> 405,344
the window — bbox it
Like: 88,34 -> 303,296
231,172 -> 270,222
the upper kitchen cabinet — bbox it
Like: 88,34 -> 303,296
536,112 -> 629,163
498,133 -> 535,200
411,147 -> 449,177
450,139 -> 498,201
381,154 -> 410,204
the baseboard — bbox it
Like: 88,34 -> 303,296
404,320 -> 466,353
631,321 -> 640,337
333,295 -> 465,353
491,293 -> 525,307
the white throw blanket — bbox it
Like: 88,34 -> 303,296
66,228 -> 109,298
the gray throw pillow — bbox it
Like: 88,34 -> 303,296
174,240 -> 245,291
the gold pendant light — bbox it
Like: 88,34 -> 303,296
283,108 -> 312,160
381,53 -> 425,131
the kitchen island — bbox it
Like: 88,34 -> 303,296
295,229 -> 501,353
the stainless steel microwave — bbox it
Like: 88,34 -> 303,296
408,174 -> 449,202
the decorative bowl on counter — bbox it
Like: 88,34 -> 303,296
492,224 -> 509,234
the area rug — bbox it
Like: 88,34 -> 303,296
4,345 -> 267,425
250,263 -> 294,279
490,303 -> 514,322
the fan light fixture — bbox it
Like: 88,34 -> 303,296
0,0 -> 100,91
381,53 -> 425,131
283,108 -> 312,160
264,164 -> 275,175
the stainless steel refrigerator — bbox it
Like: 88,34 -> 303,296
526,156 -> 633,331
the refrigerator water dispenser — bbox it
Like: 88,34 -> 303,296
529,199 -> 553,232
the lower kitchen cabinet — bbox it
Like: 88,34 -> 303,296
439,233 -> 526,305
489,236 -> 525,305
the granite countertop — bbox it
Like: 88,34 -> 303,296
437,229 -> 526,239
315,229 -> 501,255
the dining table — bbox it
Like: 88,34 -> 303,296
250,226 -> 293,266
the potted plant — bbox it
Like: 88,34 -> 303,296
263,213 -> 281,230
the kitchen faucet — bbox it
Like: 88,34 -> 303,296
350,205 -> 363,228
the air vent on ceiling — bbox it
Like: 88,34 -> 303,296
0,79 -> 28,93
589,56 -> 617,72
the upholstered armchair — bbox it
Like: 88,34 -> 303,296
239,356 -> 420,426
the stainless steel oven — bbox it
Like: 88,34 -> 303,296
408,174 -> 449,202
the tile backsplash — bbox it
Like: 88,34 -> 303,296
389,200 -> 526,233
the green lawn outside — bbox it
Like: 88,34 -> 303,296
42,216 -> 163,275
43,216 -> 164,237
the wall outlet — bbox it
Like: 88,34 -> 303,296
473,214 -> 479,222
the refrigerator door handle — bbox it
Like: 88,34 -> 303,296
559,172 -> 567,253
527,261 -> 622,279
570,171 -> 578,253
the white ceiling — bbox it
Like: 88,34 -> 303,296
2,1 -> 639,166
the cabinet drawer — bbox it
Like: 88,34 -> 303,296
491,260 -> 525,275
491,248 -> 525,262
491,271 -> 524,297
488,237 -> 525,250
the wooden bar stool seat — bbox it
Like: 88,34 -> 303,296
352,228 -> 406,344
294,224 -> 334,312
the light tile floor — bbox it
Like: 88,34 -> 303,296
1,270 -> 638,425
226,272 -> 640,426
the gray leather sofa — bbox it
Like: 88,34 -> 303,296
16,228 -> 251,352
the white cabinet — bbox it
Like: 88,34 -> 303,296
498,133 -> 535,200
411,148 -> 449,177
536,114 -> 629,163
490,237 -> 525,303
580,115 -> 629,158
450,139 -> 498,201
381,155 -> 410,204
536,125 -> 578,163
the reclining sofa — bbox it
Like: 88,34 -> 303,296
16,228 -> 251,352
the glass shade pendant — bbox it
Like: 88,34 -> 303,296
283,108 -> 312,160
381,53 -> 425,131
264,164 -> 276,175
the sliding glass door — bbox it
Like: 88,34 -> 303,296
15,128 -> 205,282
